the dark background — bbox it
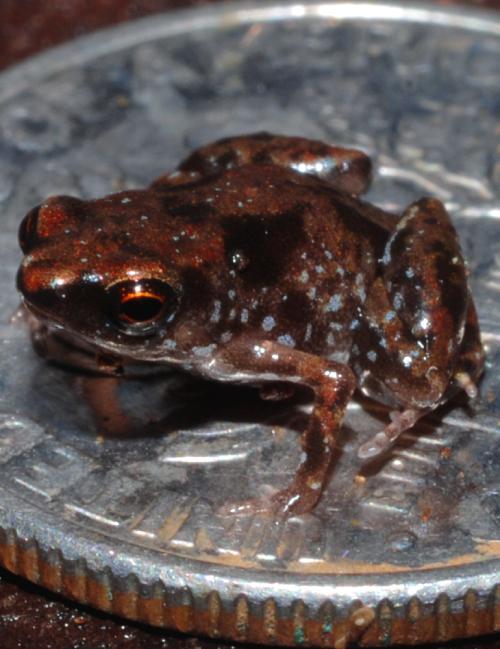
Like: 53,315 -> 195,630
0,1 -> 499,648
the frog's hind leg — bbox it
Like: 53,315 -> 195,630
162,133 -> 372,196
354,198 -> 484,459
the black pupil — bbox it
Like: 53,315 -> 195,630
120,296 -> 164,323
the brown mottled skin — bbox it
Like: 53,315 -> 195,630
17,133 -> 485,515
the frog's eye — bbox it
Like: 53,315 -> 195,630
107,279 -> 178,335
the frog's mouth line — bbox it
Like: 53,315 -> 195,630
21,298 -> 187,371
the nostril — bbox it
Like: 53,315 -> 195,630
19,196 -> 86,252
18,204 -> 41,253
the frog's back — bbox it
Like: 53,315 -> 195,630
157,165 -> 387,359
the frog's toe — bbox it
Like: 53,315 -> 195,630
217,497 -> 275,518
454,371 -> 478,399
358,408 -> 420,460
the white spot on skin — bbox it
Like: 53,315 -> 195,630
325,294 -> 343,312
241,309 -> 249,323
262,315 -> 276,332
367,350 -> 377,362
393,292 -> 403,310
221,331 -> 232,343
82,272 -> 102,284
193,344 -> 217,357
385,310 -> 396,322
300,270 -> 309,283
307,287 -> 316,299
421,315 -> 431,329
210,300 -> 221,323
350,319 -> 360,330
228,289 -> 235,301
305,323 -> 312,342
381,245 -> 391,266
325,250 -> 333,260
405,268 -> 415,278
355,273 -> 366,302
402,355 -> 412,368
278,334 -> 295,347
121,197 -> 132,204
254,344 -> 266,358
164,339 -> 177,350
327,332 -> 335,345
315,265 -> 325,274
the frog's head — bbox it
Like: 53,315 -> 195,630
16,192 -> 192,361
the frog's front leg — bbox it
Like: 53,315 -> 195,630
353,198 -> 484,459
153,133 -> 372,195
207,338 -> 355,515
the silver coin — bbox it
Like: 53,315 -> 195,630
0,1 -> 499,646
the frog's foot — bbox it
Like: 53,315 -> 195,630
218,481 -> 325,518
358,408 -> 421,460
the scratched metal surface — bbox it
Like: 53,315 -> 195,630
0,1 -> 499,643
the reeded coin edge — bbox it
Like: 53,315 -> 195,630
0,523 -> 500,647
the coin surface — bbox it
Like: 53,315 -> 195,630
1,2 -> 500,646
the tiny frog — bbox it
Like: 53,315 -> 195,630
17,133 -> 485,515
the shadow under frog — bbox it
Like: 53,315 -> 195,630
16,132 -> 485,516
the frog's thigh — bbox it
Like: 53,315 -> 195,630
355,199 -> 477,458
383,198 -> 469,351
210,338 -> 355,514
451,297 -> 485,398
175,133 -> 373,195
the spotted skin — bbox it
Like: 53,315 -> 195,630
17,132 -> 484,515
